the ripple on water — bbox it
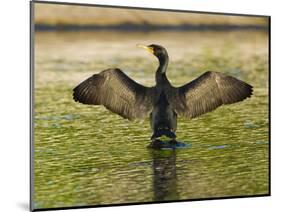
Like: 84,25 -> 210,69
34,31 -> 269,208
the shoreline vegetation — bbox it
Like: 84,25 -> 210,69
35,23 -> 268,32
34,4 -> 268,31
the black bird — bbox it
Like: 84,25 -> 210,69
73,44 -> 253,144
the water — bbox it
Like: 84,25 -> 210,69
33,30 -> 269,209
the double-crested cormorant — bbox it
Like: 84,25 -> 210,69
73,44 -> 253,143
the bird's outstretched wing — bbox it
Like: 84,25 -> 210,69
73,68 -> 155,120
173,71 -> 253,119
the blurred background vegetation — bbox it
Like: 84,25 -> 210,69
34,3 -> 268,30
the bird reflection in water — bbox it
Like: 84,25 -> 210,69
150,149 -> 179,201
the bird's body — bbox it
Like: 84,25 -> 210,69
73,44 -> 253,144
150,91 -> 177,140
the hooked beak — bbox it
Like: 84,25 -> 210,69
136,44 -> 154,54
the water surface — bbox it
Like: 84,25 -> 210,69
33,30 -> 269,209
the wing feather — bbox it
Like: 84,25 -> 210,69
174,71 -> 253,118
73,68 -> 155,120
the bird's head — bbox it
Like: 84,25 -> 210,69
137,44 -> 169,62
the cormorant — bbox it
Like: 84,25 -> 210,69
73,44 -> 253,144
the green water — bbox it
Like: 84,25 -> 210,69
33,31 -> 269,209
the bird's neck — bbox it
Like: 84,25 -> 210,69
156,56 -> 169,85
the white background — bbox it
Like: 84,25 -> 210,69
0,0 -> 279,211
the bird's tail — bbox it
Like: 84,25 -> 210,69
151,129 -> 176,140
